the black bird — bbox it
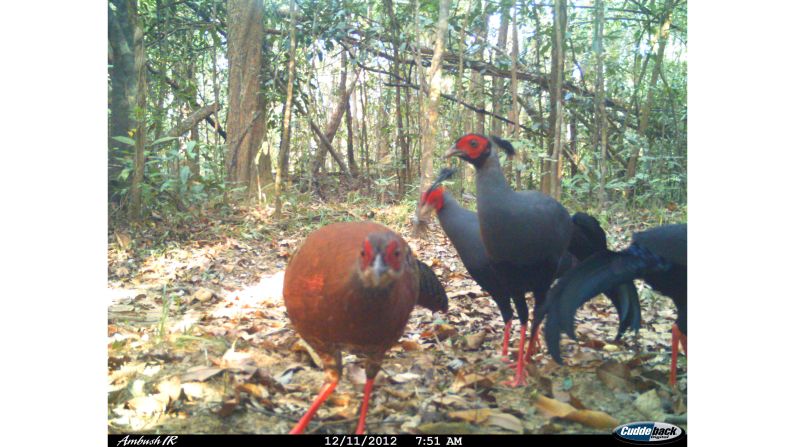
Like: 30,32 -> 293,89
544,224 -> 687,385
416,163 -> 638,384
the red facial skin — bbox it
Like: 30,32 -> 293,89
384,240 -> 402,271
361,238 -> 403,272
453,134 -> 490,159
420,187 -> 445,212
360,239 -> 374,270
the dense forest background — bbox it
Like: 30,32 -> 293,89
105,0 -> 689,435
108,0 -> 687,225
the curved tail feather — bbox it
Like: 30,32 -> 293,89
565,213 -> 640,341
545,251 -> 649,363
416,260 -> 449,313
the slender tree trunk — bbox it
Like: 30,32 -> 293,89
626,0 -> 674,193
360,73 -> 370,178
385,0 -> 409,196
345,86 -> 359,177
544,0 -> 567,200
492,6 -> 510,137
274,0 -> 296,219
310,60 -> 358,179
594,0 -> 608,205
186,63 -> 201,181
419,0 -> 450,191
510,6 -> 522,188
226,0 -> 266,193
569,115 -> 579,176
473,0 -> 486,135
128,4 -> 146,221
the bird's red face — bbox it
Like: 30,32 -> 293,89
445,134 -> 490,163
358,233 -> 407,288
420,186 -> 444,212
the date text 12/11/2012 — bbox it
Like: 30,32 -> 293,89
323,436 -> 463,446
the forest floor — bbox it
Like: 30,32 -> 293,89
107,197 -> 686,435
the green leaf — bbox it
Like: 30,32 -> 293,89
180,166 -> 191,185
151,136 -> 178,146
111,136 -> 136,146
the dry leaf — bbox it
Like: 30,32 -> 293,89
535,395 -> 618,429
383,388 -> 413,400
565,410 -> 618,429
127,393 -> 169,415
448,408 -> 491,424
156,376 -> 182,401
236,383 -> 267,399
433,395 -> 469,408
180,366 -> 223,382
390,372 -> 421,383
487,412 -> 524,433
192,288 -> 216,303
450,372 -> 495,393
400,340 -> 423,351
464,331 -> 487,350
634,390 -> 665,421
293,339 -> 323,368
417,422 -> 478,434
596,361 -> 633,391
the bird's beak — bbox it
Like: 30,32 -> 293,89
444,145 -> 460,158
371,254 -> 388,284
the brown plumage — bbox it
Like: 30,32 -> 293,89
283,221 -> 447,434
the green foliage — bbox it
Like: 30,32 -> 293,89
109,0 -> 687,226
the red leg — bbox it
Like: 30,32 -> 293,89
669,324 -> 686,386
524,324 -> 543,361
289,379 -> 338,434
502,324 -> 528,387
499,320 -> 513,362
354,378 -> 375,434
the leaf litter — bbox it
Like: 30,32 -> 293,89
108,203 -> 686,434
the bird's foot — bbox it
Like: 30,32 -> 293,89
501,370 -> 529,388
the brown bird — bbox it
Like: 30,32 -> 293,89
283,221 -> 448,434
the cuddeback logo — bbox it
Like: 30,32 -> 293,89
613,421 -> 685,444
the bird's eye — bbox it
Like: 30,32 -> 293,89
394,250 -> 400,258
469,139 -> 478,148
360,250 -> 365,257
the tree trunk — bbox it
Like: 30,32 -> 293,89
108,0 -> 137,204
385,0 -> 409,196
473,0 -> 486,135
226,0 -> 266,193
569,114 -> 579,176
544,0 -> 567,200
360,72 -> 370,178
626,0 -> 674,192
594,0 -> 608,205
491,6 -> 510,137
509,6 -> 521,188
310,61 -> 358,179
274,0 -> 296,219
128,3 -> 146,221
345,87 -> 359,177
419,0 -> 450,191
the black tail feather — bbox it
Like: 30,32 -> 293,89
428,168 -> 457,193
545,251 -> 650,363
416,260 -> 449,313
490,135 -> 516,156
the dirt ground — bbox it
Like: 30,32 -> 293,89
107,204 -> 686,435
